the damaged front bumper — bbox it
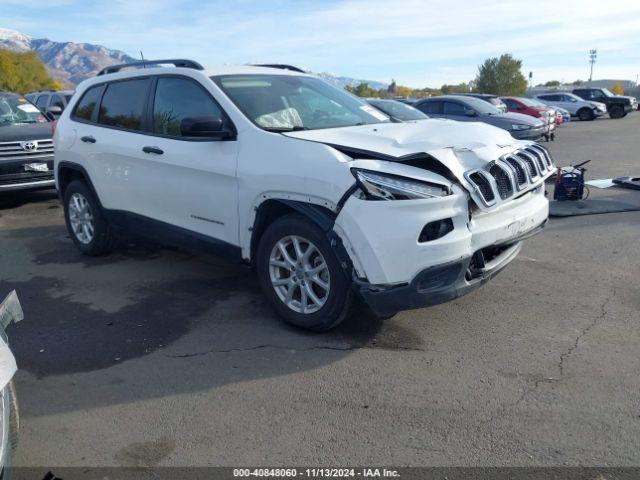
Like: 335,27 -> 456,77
356,221 -> 546,317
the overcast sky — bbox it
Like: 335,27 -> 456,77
4,0 -> 640,88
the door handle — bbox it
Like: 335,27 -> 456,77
142,146 -> 164,155
80,135 -> 96,143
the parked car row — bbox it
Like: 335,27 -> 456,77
372,94 -> 554,142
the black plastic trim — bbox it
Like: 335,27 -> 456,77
97,59 -> 204,76
56,161 -> 103,207
251,64 -> 306,73
104,210 -> 243,262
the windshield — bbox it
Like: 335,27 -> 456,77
601,88 -> 615,97
212,74 -> 390,131
455,96 -> 501,115
0,95 -> 48,127
368,100 -> 428,121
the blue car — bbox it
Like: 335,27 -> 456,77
414,95 -> 546,140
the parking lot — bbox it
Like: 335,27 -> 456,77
1,115 -> 639,469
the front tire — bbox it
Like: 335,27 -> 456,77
577,108 -> 594,121
63,180 -> 115,256
256,213 -> 352,331
609,105 -> 624,119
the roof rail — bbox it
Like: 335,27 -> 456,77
97,59 -> 204,76
252,64 -> 306,73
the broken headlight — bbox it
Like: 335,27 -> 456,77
352,169 -> 450,200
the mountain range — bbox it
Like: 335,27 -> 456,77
0,27 -> 387,90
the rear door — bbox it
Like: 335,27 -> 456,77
537,94 -> 567,111
442,100 -> 474,122
415,100 -> 443,118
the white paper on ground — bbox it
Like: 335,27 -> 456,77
585,179 -> 615,188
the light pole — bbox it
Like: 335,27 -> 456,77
588,49 -> 597,82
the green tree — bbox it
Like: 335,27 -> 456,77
441,82 -> 471,94
0,49 -> 57,93
474,54 -> 528,95
544,80 -> 561,87
345,82 -> 379,98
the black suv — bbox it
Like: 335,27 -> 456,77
0,92 -> 55,192
572,88 -> 637,119
24,90 -> 74,119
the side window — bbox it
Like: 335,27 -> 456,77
51,95 -> 65,109
417,101 -> 441,114
152,77 -> 223,136
98,78 -> 151,131
36,95 -> 49,109
73,85 -> 103,121
542,94 -> 560,102
443,101 -> 467,115
504,99 -> 517,109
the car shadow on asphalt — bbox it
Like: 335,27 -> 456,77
2,217 -> 424,418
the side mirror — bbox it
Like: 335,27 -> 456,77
47,106 -> 62,115
180,116 -> 233,139
464,109 -> 477,117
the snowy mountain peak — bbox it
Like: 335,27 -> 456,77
0,27 -> 33,51
0,27 -> 136,86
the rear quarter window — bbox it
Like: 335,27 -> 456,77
73,85 -> 104,121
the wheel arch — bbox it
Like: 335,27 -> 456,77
247,198 -> 353,279
57,162 -> 103,208
248,199 -> 336,263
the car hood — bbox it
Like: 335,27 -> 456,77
283,119 -> 525,179
0,122 -> 52,142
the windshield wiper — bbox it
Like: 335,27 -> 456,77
262,126 -> 308,132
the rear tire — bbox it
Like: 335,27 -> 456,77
609,105 -> 624,119
63,180 -> 115,256
577,108 -> 594,121
256,213 -> 352,331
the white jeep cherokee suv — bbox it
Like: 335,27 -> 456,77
54,59 -> 554,331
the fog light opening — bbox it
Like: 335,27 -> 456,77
418,218 -> 454,243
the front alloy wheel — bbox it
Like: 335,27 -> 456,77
256,213 -> 352,331
269,235 -> 331,314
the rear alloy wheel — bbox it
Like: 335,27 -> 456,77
609,105 -> 624,119
68,192 -> 95,244
63,180 -> 115,255
577,108 -> 594,121
256,213 -> 352,331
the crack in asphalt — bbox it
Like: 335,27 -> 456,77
167,343 -> 423,358
557,288 -> 615,377
482,288 -> 617,425
513,288 -> 616,408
